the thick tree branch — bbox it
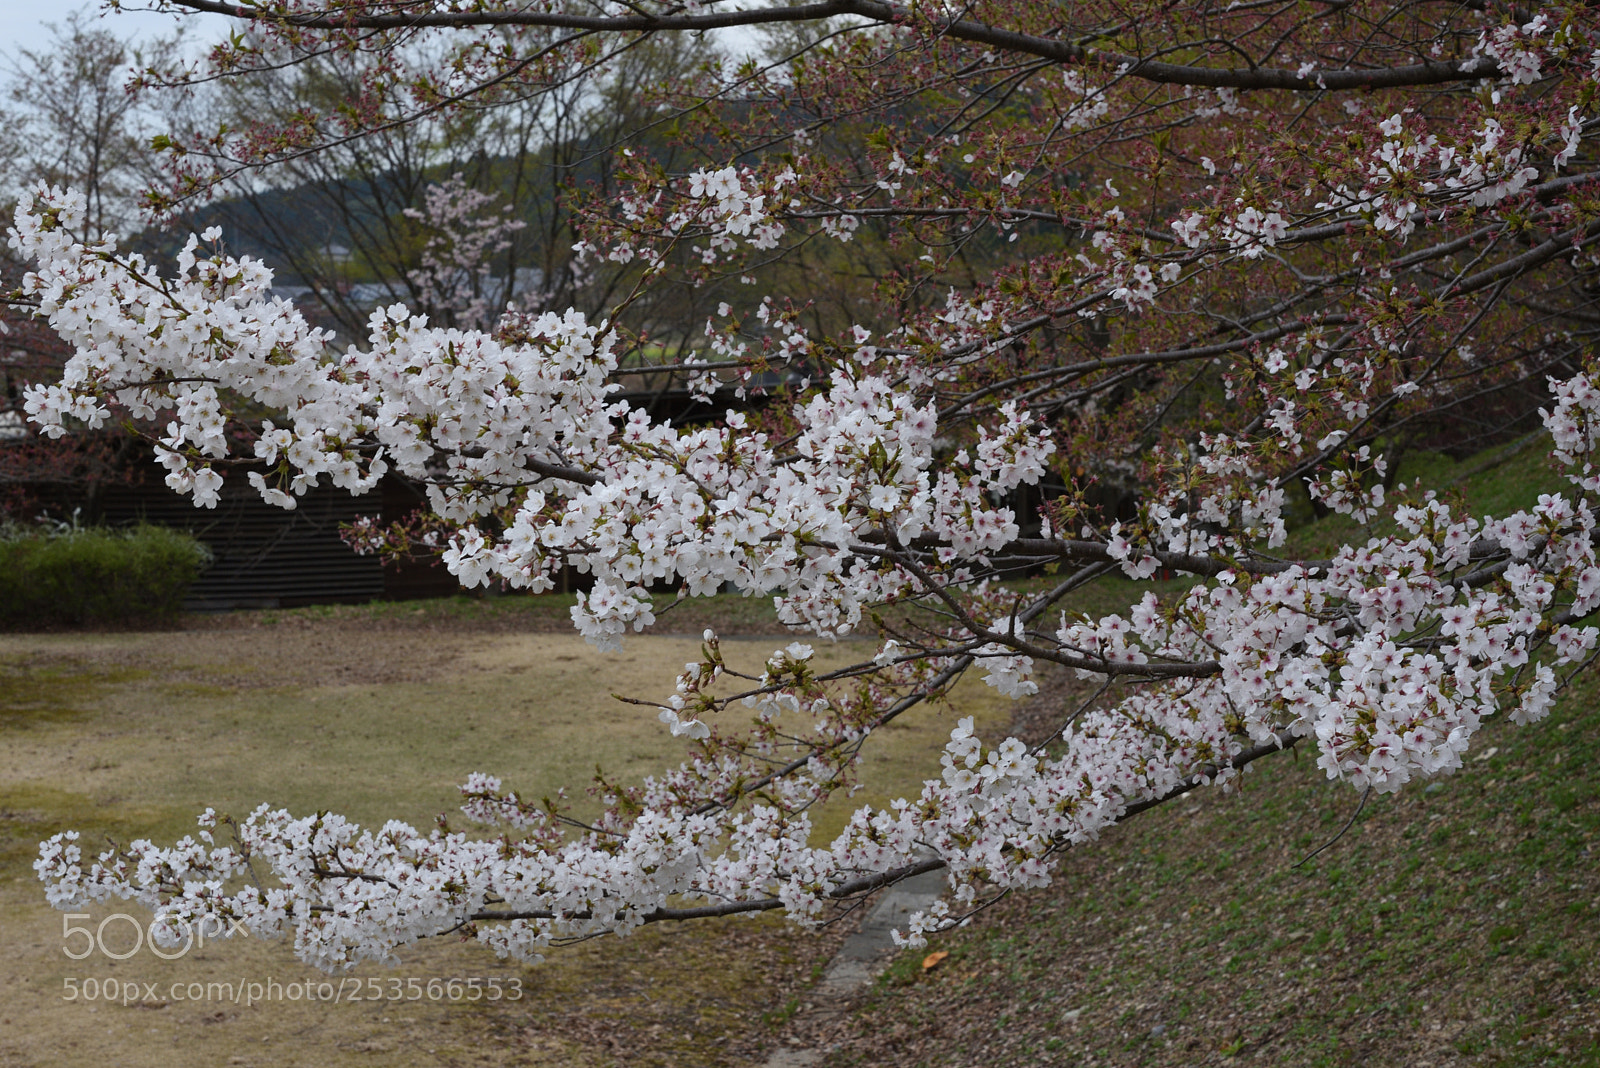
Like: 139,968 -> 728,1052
166,0 -> 1508,90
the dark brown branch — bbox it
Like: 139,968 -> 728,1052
167,0 -> 1508,90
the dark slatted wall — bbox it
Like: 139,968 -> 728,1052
99,483 -> 385,610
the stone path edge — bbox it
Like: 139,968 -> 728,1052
760,867 -> 947,1067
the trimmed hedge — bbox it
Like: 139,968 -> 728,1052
0,524 -> 211,626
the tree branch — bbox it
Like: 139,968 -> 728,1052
166,0 -> 1508,90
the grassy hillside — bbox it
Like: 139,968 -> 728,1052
787,444 -> 1599,1066
799,668 -> 1598,1066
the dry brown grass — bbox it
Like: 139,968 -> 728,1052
0,609 -> 1011,1068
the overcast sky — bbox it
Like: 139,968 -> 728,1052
0,1 -> 233,64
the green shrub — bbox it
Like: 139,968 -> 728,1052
0,523 -> 211,626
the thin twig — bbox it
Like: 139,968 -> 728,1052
1295,784 -> 1372,868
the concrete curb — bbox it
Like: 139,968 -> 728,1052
760,867 -> 946,1067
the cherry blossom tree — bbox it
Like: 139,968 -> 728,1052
13,0 -> 1600,971
401,172 -> 529,330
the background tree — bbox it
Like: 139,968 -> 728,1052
0,12 -> 179,236
14,0 -> 1600,971
0,14 -> 182,519
169,29 -> 720,340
